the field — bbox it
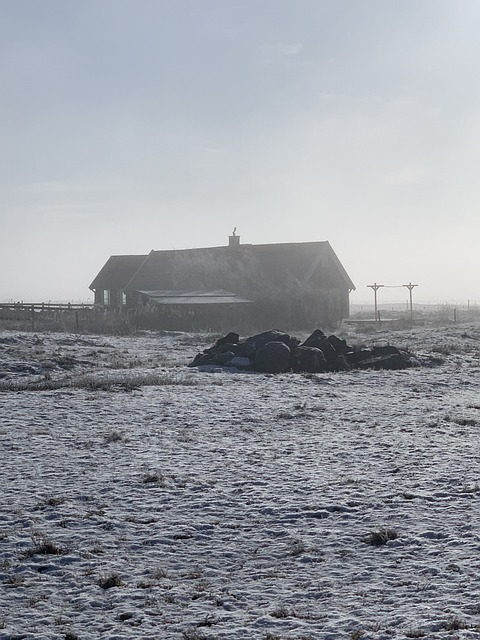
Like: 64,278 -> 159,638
1,323 -> 480,639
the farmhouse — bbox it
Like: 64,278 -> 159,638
89,235 -> 355,330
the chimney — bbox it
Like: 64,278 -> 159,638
229,227 -> 240,249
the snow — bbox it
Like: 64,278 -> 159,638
0,324 -> 480,639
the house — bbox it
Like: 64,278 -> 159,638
89,235 -> 355,330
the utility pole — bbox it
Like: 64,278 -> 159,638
402,283 -> 418,321
367,283 -> 384,322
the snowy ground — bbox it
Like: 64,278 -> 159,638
1,324 -> 480,640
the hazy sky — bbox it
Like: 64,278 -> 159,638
1,0 -> 479,304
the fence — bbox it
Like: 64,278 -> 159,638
0,303 -> 130,334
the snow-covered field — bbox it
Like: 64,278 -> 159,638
1,323 -> 480,640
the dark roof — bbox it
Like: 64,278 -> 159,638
89,255 -> 147,290
138,290 -> 253,305
125,250 -> 176,291
244,241 -> 355,290
90,241 -> 355,293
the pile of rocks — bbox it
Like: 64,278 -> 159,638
189,329 -> 417,373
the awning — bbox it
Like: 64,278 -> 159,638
137,289 -> 253,305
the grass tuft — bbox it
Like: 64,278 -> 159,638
24,532 -> 67,557
97,573 -> 123,589
444,616 -> 468,631
269,603 -> 294,618
143,471 -> 166,486
103,430 -> 126,444
362,527 -> 398,546
182,629 -> 208,640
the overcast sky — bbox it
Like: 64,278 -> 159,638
1,0 -> 479,304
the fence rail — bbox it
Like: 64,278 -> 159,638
0,303 -> 95,311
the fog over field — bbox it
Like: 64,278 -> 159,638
1,1 -> 480,303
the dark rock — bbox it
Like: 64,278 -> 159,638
188,329 -> 420,373
371,345 -> 404,357
255,341 -> 291,373
234,342 -> 257,359
317,338 -> 338,365
355,350 -> 412,370
346,346 -> 409,368
302,329 -> 326,346
302,329 -> 326,348
245,330 -> 292,352
333,355 -> 352,371
346,348 -> 374,365
291,346 -> 328,373
212,351 -> 236,365
214,332 -> 240,347
214,342 -> 239,356
287,336 -> 302,350
327,334 -> 350,355
188,352 -> 214,367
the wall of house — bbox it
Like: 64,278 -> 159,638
94,288 -> 126,308
94,289 -> 103,305
131,302 -> 253,332
325,287 -> 350,323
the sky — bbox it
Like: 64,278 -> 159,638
1,0 -> 479,304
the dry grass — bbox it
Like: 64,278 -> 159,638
97,573 -> 123,589
0,371 -> 200,392
24,532 -> 67,557
362,527 -> 398,546
142,471 -> 167,486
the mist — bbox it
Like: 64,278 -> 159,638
1,0 -> 479,304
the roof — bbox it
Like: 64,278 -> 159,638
90,241 -> 355,293
89,254 -> 147,291
243,241 -> 355,290
138,289 -> 253,305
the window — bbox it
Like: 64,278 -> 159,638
121,292 -> 127,306
103,289 -> 110,306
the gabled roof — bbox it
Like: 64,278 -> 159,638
89,255 -> 147,291
90,241 -> 355,293
125,249 -> 176,292
244,241 -> 355,290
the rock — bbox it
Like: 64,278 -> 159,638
333,355 -> 352,371
327,334 -> 350,355
317,338 -> 338,366
245,330 -> 292,351
212,351 -> 236,365
355,347 -> 412,370
255,341 -> 291,373
234,342 -> 256,359
371,345 -> 404,357
291,346 -> 328,373
188,352 -> 215,367
346,348 -> 374,365
302,329 -> 326,348
188,329 -> 419,374
214,332 -> 240,347
214,342 -> 239,355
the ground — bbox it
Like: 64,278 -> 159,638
0,324 -> 480,639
